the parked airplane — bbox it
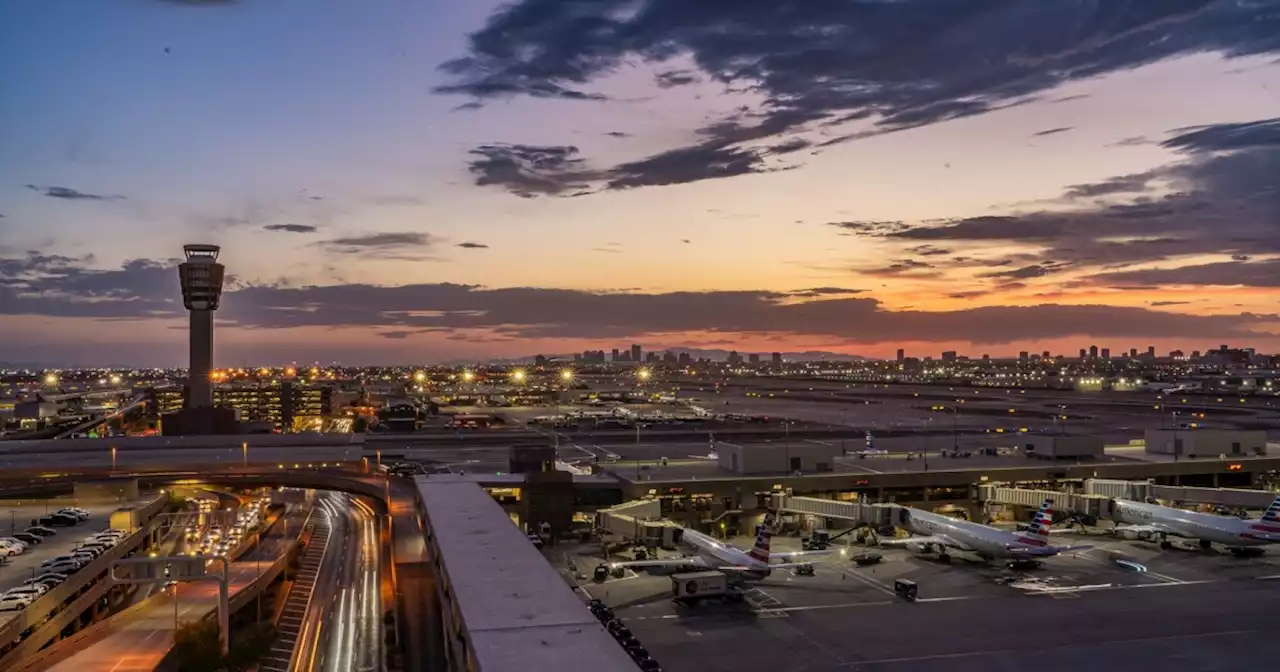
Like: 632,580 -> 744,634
880,497 -> 1091,563
607,511 -> 829,580
1111,494 -> 1280,554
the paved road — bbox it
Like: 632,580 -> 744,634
46,538 -> 292,672
294,491 -> 384,672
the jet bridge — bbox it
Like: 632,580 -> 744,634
975,485 -> 1113,521
1085,478 -> 1278,509
596,498 -> 679,546
769,493 -> 906,529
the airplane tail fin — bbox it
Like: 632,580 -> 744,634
1261,495 -> 1280,523
747,509 -> 777,563
1015,497 -> 1055,547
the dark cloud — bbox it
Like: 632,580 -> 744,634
378,331 -> 413,339
1232,254 -> 1251,261
946,290 -> 987,300
980,262 -> 1071,280
4,254 -> 1268,344
837,117 -> 1280,278
1061,171 -> 1159,199
767,138 -> 811,154
317,232 -> 438,257
860,259 -> 938,278
1093,260 -> 1280,288
1150,300 -> 1191,307
655,70 -> 699,88
1033,127 -> 1074,137
25,185 -> 121,201
605,131 -> 632,138
439,0 -> 1280,190
606,142 -> 774,190
263,223 -> 318,234
456,242 -> 490,249
467,144 -> 595,197
787,287 -> 865,297
906,244 -> 951,257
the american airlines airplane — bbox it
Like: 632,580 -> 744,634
1111,494 -> 1280,554
879,497 -> 1091,563
608,511 -> 830,581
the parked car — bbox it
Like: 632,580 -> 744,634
26,526 -> 57,537
5,584 -> 50,599
79,542 -> 111,555
58,508 -> 91,520
0,543 -> 20,558
40,514 -> 80,527
0,537 -> 29,551
0,594 -> 34,611
87,534 -> 121,546
24,572 -> 67,589
12,532 -> 42,545
41,555 -> 86,570
44,560 -> 82,575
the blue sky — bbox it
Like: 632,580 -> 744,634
1,0 -> 1278,366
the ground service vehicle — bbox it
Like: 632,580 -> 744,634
671,571 -> 743,605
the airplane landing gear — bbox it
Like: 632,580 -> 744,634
1199,539 -> 1213,550
937,552 -> 952,564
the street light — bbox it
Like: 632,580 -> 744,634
242,442 -> 248,469
512,369 -> 526,383
461,370 -> 475,383
111,446 -> 117,471
637,368 -> 652,382
560,369 -> 573,382
413,371 -> 426,383
43,373 -> 58,386
109,374 -> 122,385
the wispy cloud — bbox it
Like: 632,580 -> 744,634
456,241 -> 489,249
263,223 -> 317,233
24,184 -> 122,201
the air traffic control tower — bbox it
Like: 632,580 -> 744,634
178,244 -> 225,408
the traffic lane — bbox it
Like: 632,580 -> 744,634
296,493 -> 347,672
45,556 -> 287,672
0,500 -> 138,593
0,445 -> 366,470
315,493 -> 383,672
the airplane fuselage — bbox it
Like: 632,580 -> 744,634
679,529 -> 772,578
1112,500 -> 1276,547
903,509 -> 1031,559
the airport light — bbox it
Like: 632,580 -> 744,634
560,369 -> 574,382
109,374 -> 122,385
512,369 -> 526,383
43,373 -> 58,386
413,370 -> 427,383
461,370 -> 475,383
637,368 -> 652,382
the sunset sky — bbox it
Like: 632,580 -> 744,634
1,0 -> 1278,366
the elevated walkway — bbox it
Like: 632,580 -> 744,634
976,479 -> 1280,521
596,499 -> 679,545
769,493 -> 905,528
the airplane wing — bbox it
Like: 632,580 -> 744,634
608,556 -> 710,570
879,534 -> 970,551
1114,523 -> 1181,537
770,549 -> 835,563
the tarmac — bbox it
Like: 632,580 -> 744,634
552,531 -> 1280,672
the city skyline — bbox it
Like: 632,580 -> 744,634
2,1 -> 1279,366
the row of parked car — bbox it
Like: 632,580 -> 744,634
0,507 -> 130,612
586,599 -> 662,671
0,508 -> 94,557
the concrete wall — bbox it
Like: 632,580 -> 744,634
1144,429 -> 1267,457
73,479 -> 139,503
717,441 -> 839,475
1020,434 -> 1105,459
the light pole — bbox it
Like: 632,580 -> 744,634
111,446 -> 117,472
242,442 -> 248,469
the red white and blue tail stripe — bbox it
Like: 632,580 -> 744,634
1015,498 -> 1054,547
1249,494 -> 1280,534
747,510 -> 777,562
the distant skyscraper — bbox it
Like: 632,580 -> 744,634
1079,348 -> 1087,359
1088,345 -> 1099,359
677,352 -> 692,366
631,344 -> 642,363
611,348 -> 620,362
896,348 -> 905,362
1101,348 -> 1111,359
727,350 -> 742,365
1018,351 -> 1029,363
748,353 -> 760,366
1042,351 -> 1050,360
663,351 -> 677,364
941,351 -> 957,363
1147,346 -> 1156,358
771,352 -> 782,367
1129,348 -> 1138,358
